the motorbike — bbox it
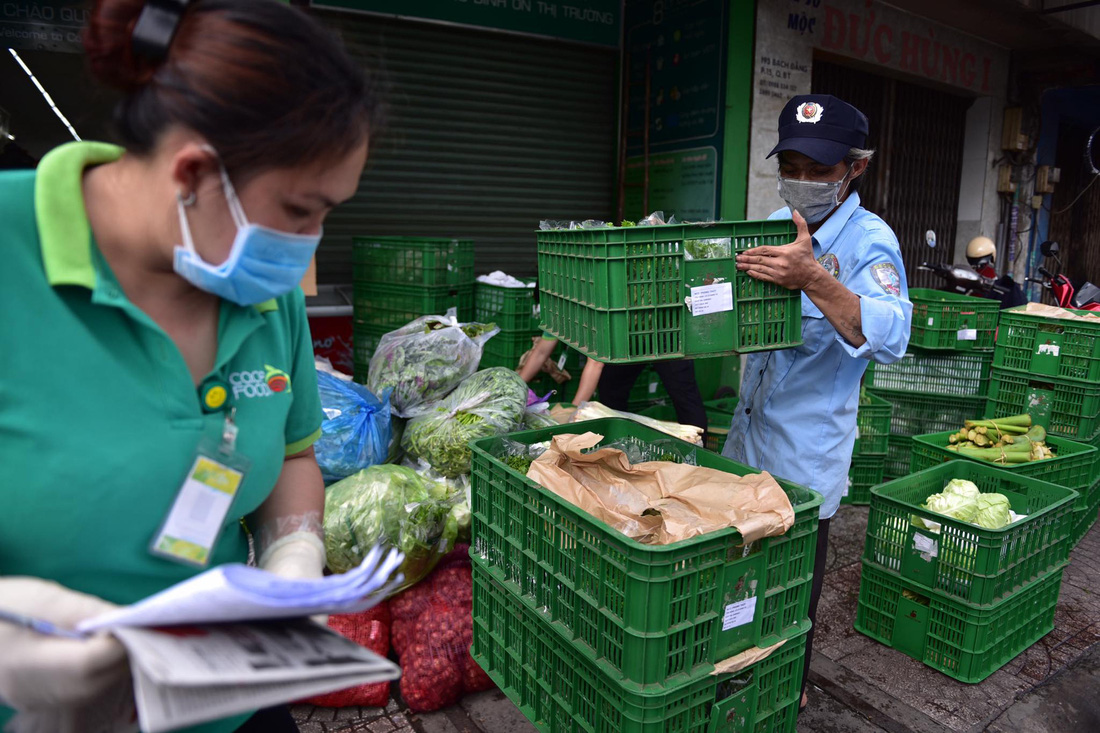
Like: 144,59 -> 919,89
1027,240 -> 1100,311
917,230 -> 1024,308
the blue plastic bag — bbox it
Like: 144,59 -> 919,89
315,370 -> 393,484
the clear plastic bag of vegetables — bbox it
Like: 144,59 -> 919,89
323,465 -> 463,594
367,309 -> 500,418
314,370 -> 393,484
403,368 -> 529,478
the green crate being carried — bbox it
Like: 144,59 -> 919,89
472,566 -> 807,733
469,418 -> 821,690
352,236 -> 474,286
994,305 -> 1100,384
907,288 -> 1000,351
855,559 -> 1065,683
537,220 -> 802,363
863,460 -> 1077,607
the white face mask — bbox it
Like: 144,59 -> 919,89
776,165 -> 853,224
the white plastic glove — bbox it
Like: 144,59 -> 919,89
258,532 -> 328,626
0,577 -> 130,711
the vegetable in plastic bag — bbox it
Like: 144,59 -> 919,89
323,465 -> 461,593
684,237 -> 732,260
367,309 -> 499,418
314,370 -> 392,484
403,368 -> 529,478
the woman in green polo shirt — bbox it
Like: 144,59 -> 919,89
0,1 -> 383,731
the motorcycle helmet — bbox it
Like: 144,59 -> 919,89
966,236 -> 996,270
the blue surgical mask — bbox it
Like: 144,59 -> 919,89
174,158 -> 321,306
776,165 -> 852,224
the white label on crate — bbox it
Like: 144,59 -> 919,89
649,381 -> 659,394
957,329 -> 978,341
722,597 -> 757,631
928,317 -> 934,326
557,353 -> 568,371
913,532 -> 939,561
1038,343 -> 1060,357
690,283 -> 734,317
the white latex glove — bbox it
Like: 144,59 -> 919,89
258,532 -> 328,626
0,577 -> 130,711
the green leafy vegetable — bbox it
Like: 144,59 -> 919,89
323,465 -> 461,592
403,368 -> 529,477
683,237 -> 732,260
503,455 -> 534,474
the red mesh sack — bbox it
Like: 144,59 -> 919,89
300,602 -> 392,708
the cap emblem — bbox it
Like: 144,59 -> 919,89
797,102 -> 823,124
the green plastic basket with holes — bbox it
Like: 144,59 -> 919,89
474,282 -> 539,333
1069,476 -> 1100,548
843,455 -> 885,506
907,288 -> 1000,351
868,389 -> 987,438
352,283 -> 474,330
884,435 -> 912,481
993,305 -> 1100,383
537,220 -> 802,362
986,367 -> 1100,442
865,349 -> 993,397
472,563 -> 807,733
910,431 -> 1097,498
855,560 -> 1065,683
855,392 -> 893,455
469,418 -> 821,690
863,460 -> 1076,607
352,236 -> 474,286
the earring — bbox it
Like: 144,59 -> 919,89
179,190 -> 196,207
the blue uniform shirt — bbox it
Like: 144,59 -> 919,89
722,193 -> 912,518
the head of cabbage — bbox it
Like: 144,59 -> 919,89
921,479 -> 1013,530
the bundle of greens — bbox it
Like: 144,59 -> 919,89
323,465 -> 462,592
403,368 -> 529,478
367,309 -> 499,418
945,415 -> 1056,463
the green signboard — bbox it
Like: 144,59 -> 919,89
312,0 -> 620,47
1,1 -> 89,53
623,146 -> 718,222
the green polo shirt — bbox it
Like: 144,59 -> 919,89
0,142 -> 323,732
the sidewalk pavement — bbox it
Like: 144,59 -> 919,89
293,507 -> 1100,733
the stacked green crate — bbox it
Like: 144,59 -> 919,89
474,282 -> 539,370
351,236 -> 474,382
985,305 -> 1100,545
868,291 -> 998,481
844,393 -> 892,506
470,419 -> 822,732
856,461 -> 1077,682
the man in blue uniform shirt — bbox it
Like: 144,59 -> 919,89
725,94 -> 912,707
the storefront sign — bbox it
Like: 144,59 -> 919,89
1,1 -> 89,53
312,0 -> 620,47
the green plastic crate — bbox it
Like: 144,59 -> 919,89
987,367 -> 1100,442
868,389 -> 987,438
352,322 -> 388,372
474,282 -> 540,333
855,393 -> 893,456
352,283 -> 474,330
481,331 -> 539,371
884,435 -> 912,481
864,460 -> 1076,606
352,236 -> 474,286
855,560 -> 1064,683
843,455 -> 885,505
907,288 -> 1000,351
471,565 -> 806,733
910,431 -> 1098,497
469,418 -> 822,689
638,403 -> 732,454
1070,477 -> 1100,548
705,397 -> 740,415
865,349 -> 993,397
537,220 -> 802,363
624,367 -> 671,411
993,306 -> 1100,384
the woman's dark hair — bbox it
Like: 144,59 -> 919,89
84,0 -> 385,177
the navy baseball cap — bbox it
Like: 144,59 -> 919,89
767,94 -> 869,166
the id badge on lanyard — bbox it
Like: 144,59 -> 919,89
150,408 -> 251,567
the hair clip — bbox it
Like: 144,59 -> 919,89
132,0 -> 191,62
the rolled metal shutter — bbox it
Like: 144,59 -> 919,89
312,10 -> 618,284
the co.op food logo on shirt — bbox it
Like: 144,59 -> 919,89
229,365 -> 292,399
